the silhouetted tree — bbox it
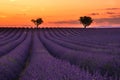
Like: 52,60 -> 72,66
79,16 -> 93,28
31,18 -> 43,28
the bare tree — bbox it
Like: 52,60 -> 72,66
79,16 -> 93,28
31,18 -> 43,28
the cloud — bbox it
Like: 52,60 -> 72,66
49,20 -> 79,24
111,15 -> 120,18
106,12 -> 116,14
88,11 -> 120,17
104,8 -> 120,10
106,12 -> 120,17
89,13 -> 99,16
95,17 -> 120,24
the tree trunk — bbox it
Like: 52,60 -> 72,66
84,25 -> 87,28
36,25 -> 38,28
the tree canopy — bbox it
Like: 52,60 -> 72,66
31,18 -> 43,28
79,16 -> 93,28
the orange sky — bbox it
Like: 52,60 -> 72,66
0,0 -> 120,28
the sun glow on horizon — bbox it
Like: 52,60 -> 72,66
0,0 -> 120,28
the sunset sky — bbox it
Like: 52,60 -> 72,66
0,0 -> 120,28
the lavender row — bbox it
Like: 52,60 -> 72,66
39,29 -> 120,79
45,29 -> 120,55
49,29 -> 120,51
0,29 -> 12,37
50,29 -> 115,44
19,30 -> 109,80
0,30 -> 32,80
0,29 -> 22,45
48,29 -> 109,47
70,29 -> 120,47
0,29 -> 15,39
0,29 -> 7,34
0,29 -> 19,42
0,30 -> 27,57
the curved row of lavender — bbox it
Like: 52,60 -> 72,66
0,29 -> 27,57
0,29 -> 32,80
0,28 -> 119,80
39,28 -> 120,79
20,30 -> 109,80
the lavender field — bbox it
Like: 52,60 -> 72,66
0,28 -> 120,80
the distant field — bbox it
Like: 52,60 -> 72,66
0,28 -> 120,80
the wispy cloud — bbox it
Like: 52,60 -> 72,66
106,12 -> 116,14
95,17 -> 120,24
105,8 -> 120,10
111,15 -> 120,18
88,9 -> 120,17
49,20 -> 79,24
89,13 -> 99,16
